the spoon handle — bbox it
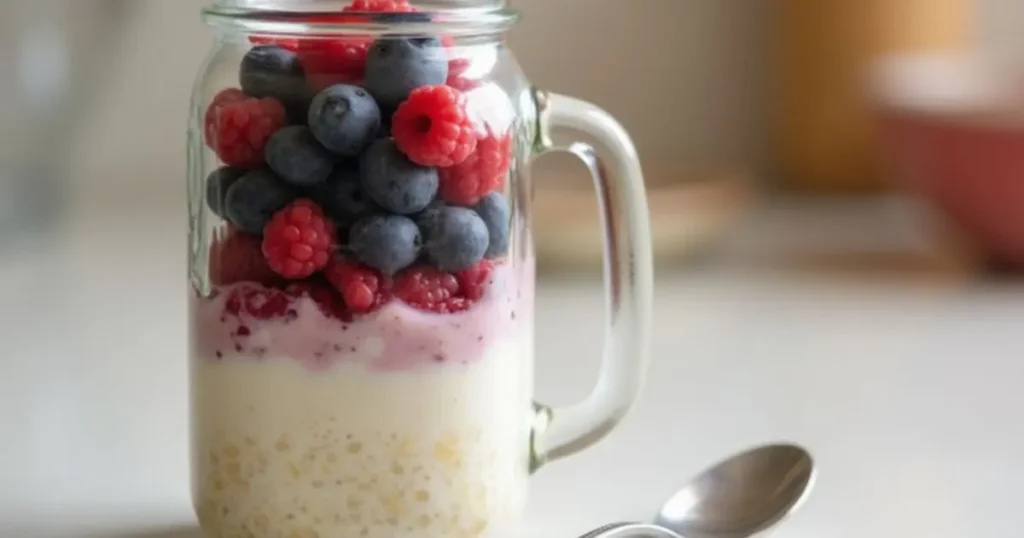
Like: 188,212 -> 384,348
577,522 -> 683,538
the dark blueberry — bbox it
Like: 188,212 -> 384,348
308,84 -> 381,158
364,38 -> 448,110
312,165 -> 378,226
349,214 -> 422,275
265,126 -> 337,188
418,206 -> 489,271
224,169 -> 296,235
473,192 -> 510,259
239,45 -> 310,106
205,166 -> 245,218
360,138 -> 438,215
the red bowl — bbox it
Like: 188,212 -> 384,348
874,54 -> 1024,270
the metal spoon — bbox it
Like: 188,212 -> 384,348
580,443 -> 815,538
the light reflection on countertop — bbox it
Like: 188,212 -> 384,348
2,183 -> 1023,538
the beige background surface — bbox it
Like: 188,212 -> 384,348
72,0 -> 1022,185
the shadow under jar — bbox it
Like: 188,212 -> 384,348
188,2 -> 654,538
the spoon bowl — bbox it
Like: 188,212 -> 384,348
655,444 -> 815,538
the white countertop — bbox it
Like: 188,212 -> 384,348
2,187 -> 1023,538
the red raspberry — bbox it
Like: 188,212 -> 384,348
262,199 -> 337,280
394,262 -> 494,314
456,259 -> 494,301
438,129 -> 512,206
224,285 -> 292,320
446,73 -> 482,92
285,278 -> 349,319
394,266 -> 461,313
325,259 -> 391,313
204,92 -> 287,169
392,85 -> 477,168
297,37 -> 373,91
209,227 -> 280,287
441,36 -> 471,78
345,0 -> 416,11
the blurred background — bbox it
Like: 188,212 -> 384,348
2,1 -> 1024,537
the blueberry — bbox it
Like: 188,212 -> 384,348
224,169 -> 296,235
360,138 -> 438,215
205,166 -> 245,218
312,165 -> 378,226
349,214 -> 422,275
473,192 -> 510,259
240,45 -> 310,106
419,206 -> 489,271
364,38 -> 448,110
308,84 -> 381,157
265,126 -> 337,188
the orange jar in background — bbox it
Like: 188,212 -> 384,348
772,0 -> 974,193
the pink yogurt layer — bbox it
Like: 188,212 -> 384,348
191,263 -> 533,372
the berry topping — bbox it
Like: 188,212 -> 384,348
205,166 -> 245,218
239,45 -> 311,108
265,126 -> 337,187
360,138 -> 439,215
393,263 -> 492,314
418,205 -> 489,271
365,38 -> 448,110
262,199 -> 337,279
224,169 -> 296,235
473,192 -> 510,259
205,93 -> 288,168
325,259 -> 390,313
446,73 -> 482,92
349,214 -> 422,275
296,37 -> 373,92
285,277 -> 348,319
456,259 -> 495,301
393,266 -> 462,313
437,129 -> 512,206
345,0 -> 416,12
312,165 -> 379,226
209,228 -> 281,287
392,85 -> 477,168
224,284 -> 292,320
308,84 -> 382,157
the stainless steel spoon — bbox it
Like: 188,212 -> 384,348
581,443 -> 815,538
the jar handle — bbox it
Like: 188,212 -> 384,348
528,89 -> 654,471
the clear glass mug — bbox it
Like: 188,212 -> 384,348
187,1 -> 653,537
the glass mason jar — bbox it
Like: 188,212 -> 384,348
187,1 -> 653,537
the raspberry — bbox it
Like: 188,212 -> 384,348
345,0 -> 416,11
394,266 -> 461,313
286,278 -> 348,319
209,227 -> 280,287
325,259 -> 391,313
204,92 -> 288,169
262,199 -> 337,280
394,262 -> 493,313
441,36 -> 471,77
224,285 -> 292,320
297,37 -> 373,91
446,73 -> 482,92
438,129 -> 512,206
456,259 -> 494,301
392,85 -> 477,167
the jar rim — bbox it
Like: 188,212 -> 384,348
201,6 -> 520,37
